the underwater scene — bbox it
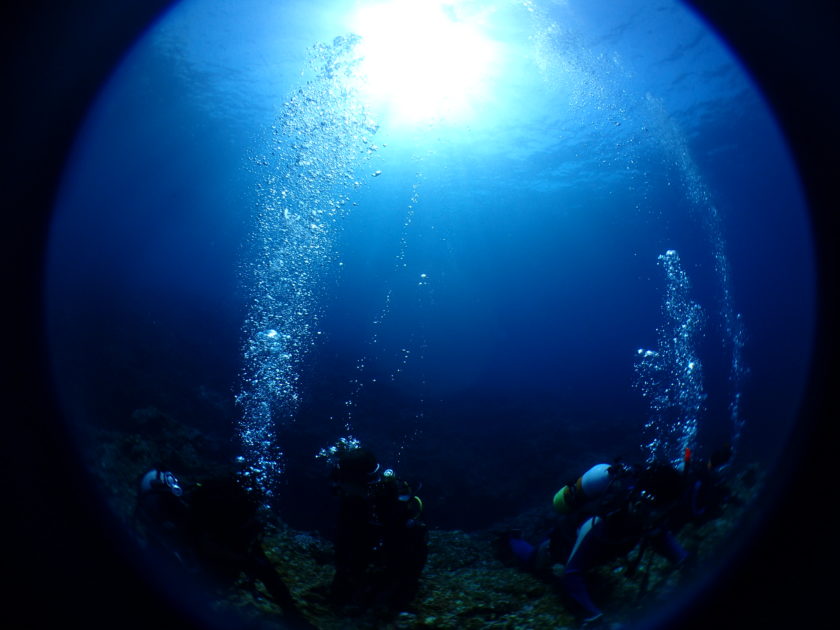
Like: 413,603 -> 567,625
45,0 -> 815,628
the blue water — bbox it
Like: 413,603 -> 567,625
46,0 -> 814,531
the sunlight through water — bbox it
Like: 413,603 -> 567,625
348,0 -> 500,125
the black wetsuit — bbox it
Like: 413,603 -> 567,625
331,474 -> 427,613
136,475 -> 310,627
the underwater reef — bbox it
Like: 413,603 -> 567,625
82,406 -> 762,630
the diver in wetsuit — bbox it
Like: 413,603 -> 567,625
135,468 -> 312,628
135,468 -> 192,564
328,446 -> 427,616
504,447 -> 731,623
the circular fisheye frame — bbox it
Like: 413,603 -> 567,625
5,1 -> 835,630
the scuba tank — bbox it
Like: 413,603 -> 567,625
553,463 -> 614,514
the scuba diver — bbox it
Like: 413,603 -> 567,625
327,445 -> 427,617
502,446 -> 732,623
135,468 -> 192,564
135,467 -> 313,628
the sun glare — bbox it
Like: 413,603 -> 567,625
348,0 -> 499,126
